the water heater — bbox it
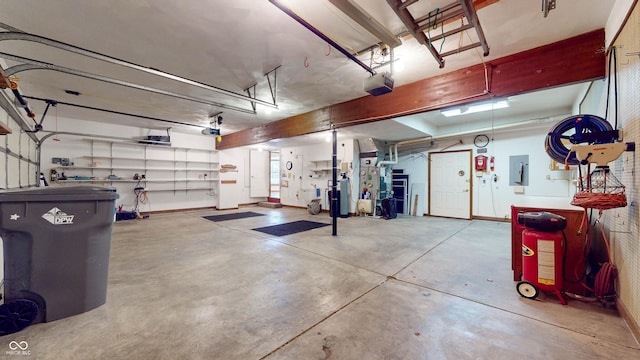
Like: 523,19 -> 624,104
339,178 -> 349,218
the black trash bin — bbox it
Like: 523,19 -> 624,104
0,186 -> 118,335
381,198 -> 397,219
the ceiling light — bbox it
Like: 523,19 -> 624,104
440,100 -> 509,117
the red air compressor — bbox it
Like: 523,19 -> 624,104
516,212 -> 568,305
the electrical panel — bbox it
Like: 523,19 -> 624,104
509,155 -> 529,186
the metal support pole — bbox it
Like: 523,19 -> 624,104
331,126 -> 338,236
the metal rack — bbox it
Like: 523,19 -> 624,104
53,139 -> 219,193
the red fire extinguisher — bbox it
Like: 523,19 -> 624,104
516,212 -> 567,305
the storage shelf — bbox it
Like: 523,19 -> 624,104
144,187 -> 215,192
77,155 -> 219,164
138,179 -> 219,183
309,159 -> 341,173
58,166 -> 219,172
58,165 -> 145,171
52,139 -> 222,199
57,179 -> 137,183
57,178 -> 218,183
83,138 -> 218,151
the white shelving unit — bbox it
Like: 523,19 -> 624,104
309,159 -> 341,177
53,139 -> 219,193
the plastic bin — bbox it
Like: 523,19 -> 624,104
0,186 -> 118,334
381,198 -> 397,219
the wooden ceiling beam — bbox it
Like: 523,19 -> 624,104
217,29 -> 605,150
0,66 -> 12,89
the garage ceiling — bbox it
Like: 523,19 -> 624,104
0,0 -> 616,148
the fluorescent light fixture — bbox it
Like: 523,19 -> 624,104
441,100 -> 509,117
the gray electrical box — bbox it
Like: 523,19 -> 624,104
509,155 -> 529,186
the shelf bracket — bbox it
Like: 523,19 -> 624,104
265,66 -> 280,105
244,84 -> 258,113
245,66 -> 281,113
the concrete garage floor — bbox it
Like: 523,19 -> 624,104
2,206 -> 639,359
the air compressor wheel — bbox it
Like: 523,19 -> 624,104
0,299 -> 39,335
516,281 -> 539,300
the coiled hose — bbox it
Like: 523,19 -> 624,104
545,114 -> 614,165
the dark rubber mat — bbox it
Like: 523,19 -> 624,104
252,220 -> 330,237
203,212 -> 265,222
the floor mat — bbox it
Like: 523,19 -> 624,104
203,212 -> 265,222
252,220 -> 330,236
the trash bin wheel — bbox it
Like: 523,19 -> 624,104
0,299 -> 39,336
516,281 -> 539,300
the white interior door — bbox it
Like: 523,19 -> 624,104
250,150 -> 270,197
429,150 -> 472,219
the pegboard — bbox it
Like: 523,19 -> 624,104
604,4 -> 639,332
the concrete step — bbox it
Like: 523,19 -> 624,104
258,201 -> 282,208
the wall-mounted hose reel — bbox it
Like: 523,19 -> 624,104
544,114 -> 619,166
545,114 -> 634,210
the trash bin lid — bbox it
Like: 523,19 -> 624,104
0,186 -> 119,202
